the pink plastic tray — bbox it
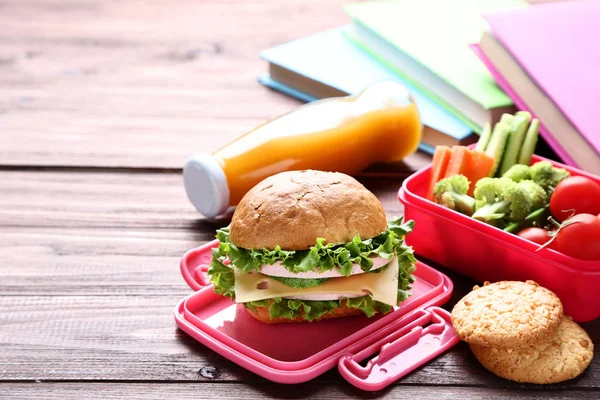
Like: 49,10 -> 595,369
174,239 -> 459,390
398,155 -> 600,322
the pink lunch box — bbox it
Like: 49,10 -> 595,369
398,155 -> 600,322
174,239 -> 459,390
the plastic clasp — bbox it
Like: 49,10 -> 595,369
338,306 -> 459,391
180,239 -> 221,291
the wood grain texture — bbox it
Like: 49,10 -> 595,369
0,295 -> 598,389
1,242 -> 598,387
0,228 -> 197,295
1,169 -> 597,389
0,0 -> 431,171
0,0 -> 353,168
1,383 -> 599,400
1,0 -> 598,397
0,171 -> 407,231
0,171 -> 404,296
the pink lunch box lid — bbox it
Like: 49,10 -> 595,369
174,239 -> 459,390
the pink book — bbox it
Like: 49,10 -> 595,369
479,0 -> 600,173
471,44 -> 577,167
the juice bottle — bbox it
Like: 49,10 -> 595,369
184,81 -> 422,217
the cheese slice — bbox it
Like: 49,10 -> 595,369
234,256 -> 399,307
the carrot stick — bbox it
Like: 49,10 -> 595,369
426,146 -> 452,200
462,149 -> 495,196
444,146 -> 469,178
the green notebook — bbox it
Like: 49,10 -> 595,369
344,0 -> 527,131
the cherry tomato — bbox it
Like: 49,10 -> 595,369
554,213 -> 600,260
550,176 -> 600,222
517,227 -> 556,249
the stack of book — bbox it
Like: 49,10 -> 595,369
259,0 -> 599,175
260,0 -> 531,154
473,0 -> 600,174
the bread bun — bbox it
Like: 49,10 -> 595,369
245,301 -> 367,324
230,170 -> 387,250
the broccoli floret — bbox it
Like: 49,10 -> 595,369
472,177 -> 513,210
433,175 -> 475,216
518,180 -> 547,210
472,177 -> 533,223
529,161 -> 570,193
502,164 -> 531,182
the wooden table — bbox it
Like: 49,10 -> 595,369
1,0 -> 597,398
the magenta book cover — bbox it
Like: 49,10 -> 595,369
483,0 -> 600,156
470,44 -> 576,167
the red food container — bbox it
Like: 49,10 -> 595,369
398,155 -> 600,322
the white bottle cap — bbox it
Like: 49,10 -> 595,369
183,153 -> 230,218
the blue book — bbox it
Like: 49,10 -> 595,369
259,27 -> 475,154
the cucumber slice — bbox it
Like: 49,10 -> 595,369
475,122 -> 492,152
499,113 -> 514,126
515,111 -> 532,121
498,113 -> 531,176
485,122 -> 511,177
518,118 -> 540,165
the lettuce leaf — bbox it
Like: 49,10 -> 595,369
244,296 -> 390,322
207,251 -> 236,298
346,296 -> 391,317
396,241 -> 417,302
212,217 -> 414,277
269,276 -> 328,288
207,217 -> 417,322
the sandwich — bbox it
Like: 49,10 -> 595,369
208,170 -> 417,323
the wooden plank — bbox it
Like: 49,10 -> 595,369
0,228 -> 198,295
0,0 -> 371,168
1,232 -> 473,297
0,104 -> 430,170
0,171 -> 199,230
1,382 -> 599,399
0,295 -> 249,382
0,170 -> 597,387
0,293 -> 598,386
0,0 -> 432,170
0,171 -> 409,230
0,170 -> 406,296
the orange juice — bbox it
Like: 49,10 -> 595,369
184,81 -> 421,217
